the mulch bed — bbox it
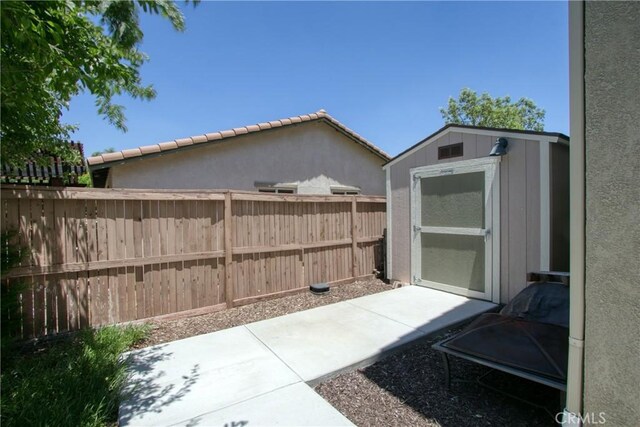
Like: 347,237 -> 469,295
135,278 -> 393,348
315,326 -> 561,427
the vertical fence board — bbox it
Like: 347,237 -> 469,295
32,275 -> 46,336
77,274 -> 90,328
106,200 -> 117,261
42,274 -> 58,335
167,262 -> 177,314
152,263 -> 162,315
108,267 -> 118,323
65,273 -> 79,331
31,200 -> 44,267
55,273 -> 69,333
64,199 -> 77,264
150,200 -> 160,257
182,261 -> 192,311
53,201 -> 66,265
117,267 -> 128,322
17,199 -> 32,267
123,201 -> 134,259
115,201 -> 126,261
75,201 -> 87,265
85,200 -> 97,262
142,265 -> 152,318
42,199 -> 56,266
96,201 -> 108,262
21,276 -> 35,338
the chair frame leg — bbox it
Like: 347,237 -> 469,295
441,352 -> 451,390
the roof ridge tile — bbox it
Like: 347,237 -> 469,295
205,132 -> 223,141
159,141 -> 178,151
175,137 -> 193,147
192,135 -> 208,144
87,110 -> 390,167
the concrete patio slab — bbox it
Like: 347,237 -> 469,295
120,285 -> 497,426
246,299 -> 424,383
347,286 -> 497,334
119,326 -> 301,426
175,383 -> 354,427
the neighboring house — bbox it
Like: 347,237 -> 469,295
87,110 -> 390,195
564,2 -> 640,426
383,124 -> 569,304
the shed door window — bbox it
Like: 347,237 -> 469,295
411,157 -> 500,302
421,172 -> 485,228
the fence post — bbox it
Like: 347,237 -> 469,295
351,196 -> 358,279
224,191 -> 234,308
296,203 -> 304,288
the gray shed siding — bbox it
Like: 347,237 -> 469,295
107,123 -> 386,195
387,129 -> 567,303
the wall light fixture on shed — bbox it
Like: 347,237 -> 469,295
489,138 -> 509,156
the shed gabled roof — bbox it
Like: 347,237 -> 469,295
87,110 -> 390,169
383,123 -> 570,168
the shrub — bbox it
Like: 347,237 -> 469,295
1,324 -> 148,427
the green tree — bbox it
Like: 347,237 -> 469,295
1,0 -> 195,166
440,88 -> 545,131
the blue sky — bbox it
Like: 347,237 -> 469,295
65,1 -> 569,157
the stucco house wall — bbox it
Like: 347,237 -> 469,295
582,1 -> 640,424
88,111 -> 390,195
385,125 -> 569,303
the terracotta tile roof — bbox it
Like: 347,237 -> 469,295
87,110 -> 391,167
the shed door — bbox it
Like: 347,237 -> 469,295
411,158 -> 500,302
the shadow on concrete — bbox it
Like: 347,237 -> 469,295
182,415 -> 249,427
118,344 -> 201,426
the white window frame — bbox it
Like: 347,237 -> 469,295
330,185 -> 361,195
330,189 -> 360,195
410,157 -> 501,303
257,186 -> 297,194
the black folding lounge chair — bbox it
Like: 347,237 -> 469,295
432,273 -> 570,392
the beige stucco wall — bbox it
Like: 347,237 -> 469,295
387,129 -> 568,303
106,122 -> 386,195
583,2 -> 640,424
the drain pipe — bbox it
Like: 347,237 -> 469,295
564,1 -> 586,425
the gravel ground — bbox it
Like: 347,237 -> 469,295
135,278 -> 393,348
315,326 -> 561,427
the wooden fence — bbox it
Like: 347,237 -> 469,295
1,186 -> 386,339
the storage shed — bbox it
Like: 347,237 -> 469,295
384,124 -> 569,303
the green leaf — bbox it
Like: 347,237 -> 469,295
440,88 -> 545,131
0,0 -> 197,166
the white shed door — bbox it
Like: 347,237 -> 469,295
411,158 -> 500,302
